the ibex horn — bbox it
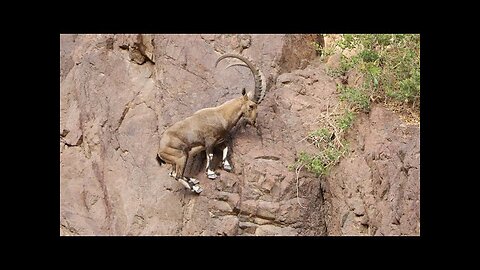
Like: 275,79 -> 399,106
215,53 -> 267,104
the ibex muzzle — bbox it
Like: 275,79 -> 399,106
157,53 -> 267,194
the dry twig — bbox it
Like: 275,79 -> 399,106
295,163 -> 307,209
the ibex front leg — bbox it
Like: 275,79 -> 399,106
222,145 -> 233,172
205,147 -> 217,180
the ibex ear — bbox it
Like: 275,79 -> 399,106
242,88 -> 248,101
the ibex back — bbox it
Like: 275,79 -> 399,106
157,53 -> 267,194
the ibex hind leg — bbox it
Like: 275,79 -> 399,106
185,146 -> 204,184
177,178 -> 203,194
158,150 -> 179,178
184,176 -> 199,185
169,165 -> 176,178
175,152 -> 203,194
160,148 -> 202,194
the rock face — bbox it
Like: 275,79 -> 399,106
60,34 -> 420,236
323,105 -> 420,235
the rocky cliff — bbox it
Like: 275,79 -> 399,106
60,34 -> 419,236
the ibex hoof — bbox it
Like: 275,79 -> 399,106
222,163 -> 233,172
187,177 -> 200,185
179,178 -> 203,194
207,172 -> 218,180
191,185 -> 203,194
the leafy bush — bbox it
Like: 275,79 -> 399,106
338,85 -> 370,112
293,111 -> 352,177
297,34 -> 419,177
337,110 -> 355,131
325,34 -> 420,109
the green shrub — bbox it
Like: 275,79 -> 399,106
337,110 -> 355,131
295,138 -> 348,177
294,111 -> 353,177
326,34 -> 420,108
296,34 -> 419,178
338,85 -> 370,112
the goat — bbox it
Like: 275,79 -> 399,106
156,53 -> 267,194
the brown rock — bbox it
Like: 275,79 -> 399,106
325,53 -> 342,70
278,34 -> 320,74
254,217 -> 273,225
325,104 -> 420,236
278,199 -> 303,224
239,221 -> 258,234
239,200 -> 258,217
256,201 -> 279,220
212,192 -> 240,210
60,34 -> 77,82
255,225 -> 298,236
276,73 -> 301,85
215,216 -> 239,236
351,198 -> 366,216
208,200 -> 233,215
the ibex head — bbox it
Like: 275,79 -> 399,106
239,88 -> 258,126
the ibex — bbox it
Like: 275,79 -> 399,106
157,53 -> 267,194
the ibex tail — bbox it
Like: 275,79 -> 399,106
156,154 -> 166,166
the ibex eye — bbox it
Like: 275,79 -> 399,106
249,104 -> 255,109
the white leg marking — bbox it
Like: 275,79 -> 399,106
222,146 -> 228,161
188,177 -> 199,184
178,178 -> 192,189
192,185 -> 203,193
206,152 -> 217,179
222,146 -> 232,171
222,160 -> 232,171
207,169 -> 217,179
205,152 -> 210,169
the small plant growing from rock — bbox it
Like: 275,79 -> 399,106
293,107 -> 351,178
338,85 -> 371,113
323,34 -> 420,120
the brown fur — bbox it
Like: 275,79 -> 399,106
157,89 -> 257,181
